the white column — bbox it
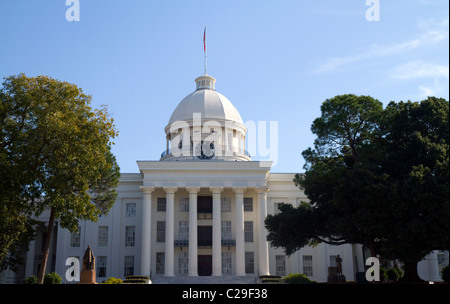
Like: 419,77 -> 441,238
140,186 -> 154,277
187,187 -> 200,276
234,187 -> 246,276
211,187 -> 223,276
164,187 -> 177,276
257,187 -> 270,276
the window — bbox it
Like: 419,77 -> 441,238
329,255 -> 337,267
244,221 -> 253,242
437,253 -> 448,274
70,227 -> 81,247
244,198 -> 253,211
303,255 -> 313,277
98,226 -> 108,247
156,252 -> 165,274
126,202 -> 136,217
221,197 -> 231,212
179,252 -> 188,275
179,221 -> 189,240
245,252 -> 254,274
227,133 -> 233,150
157,197 -> 166,212
221,221 -> 232,240
124,256 -> 134,277
125,226 -> 135,247
97,256 -> 107,278
276,255 -> 286,277
157,222 -> 166,242
179,197 -> 189,212
222,252 -> 232,275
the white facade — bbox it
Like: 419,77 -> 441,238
2,73 -> 447,284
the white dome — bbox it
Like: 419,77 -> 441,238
167,75 -> 244,126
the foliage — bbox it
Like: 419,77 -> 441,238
442,265 -> 450,283
23,275 -> 37,284
387,268 -> 404,282
283,273 -> 316,284
265,94 -> 449,282
102,277 -> 123,284
0,74 -> 120,281
43,272 -> 62,284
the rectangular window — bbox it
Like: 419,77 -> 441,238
244,198 -> 253,211
221,197 -> 231,212
222,252 -> 232,275
125,226 -> 135,247
178,252 -> 188,275
179,197 -> 189,212
245,252 -> 254,274
97,256 -> 107,278
227,133 -> 233,151
276,255 -> 286,277
330,255 -> 337,267
303,255 -> 313,277
157,221 -> 166,242
124,256 -> 134,277
221,221 -> 232,240
157,197 -> 166,212
126,202 -> 136,217
244,221 -> 253,242
179,221 -> 189,240
70,227 -> 81,247
156,252 -> 165,274
98,226 -> 108,247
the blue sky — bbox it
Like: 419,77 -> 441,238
1,0 -> 448,173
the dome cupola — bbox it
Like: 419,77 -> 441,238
161,74 -> 250,161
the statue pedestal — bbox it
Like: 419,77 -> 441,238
327,267 -> 346,283
79,269 -> 97,284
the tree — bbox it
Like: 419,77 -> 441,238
0,74 -> 120,283
267,94 -> 386,254
265,94 -> 449,282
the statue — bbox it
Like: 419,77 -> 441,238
327,255 -> 346,283
336,255 -> 343,275
82,245 -> 95,271
80,245 -> 97,284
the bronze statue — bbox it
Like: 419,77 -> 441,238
82,245 -> 95,271
336,255 -> 343,275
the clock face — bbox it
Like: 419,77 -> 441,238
195,141 -> 215,159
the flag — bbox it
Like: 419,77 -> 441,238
203,26 -> 206,53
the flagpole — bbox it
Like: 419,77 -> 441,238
204,26 -> 207,75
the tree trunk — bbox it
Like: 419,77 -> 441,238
36,207 -> 55,284
400,260 -> 423,283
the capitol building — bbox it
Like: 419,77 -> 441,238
1,73 -> 447,283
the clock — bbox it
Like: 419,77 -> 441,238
195,141 -> 215,159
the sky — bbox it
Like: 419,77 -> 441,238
1,0 -> 448,173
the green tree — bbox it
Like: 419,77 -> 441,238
0,74 -> 120,283
265,95 -> 449,282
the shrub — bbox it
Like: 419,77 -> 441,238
103,277 -> 123,284
284,273 -> 316,284
23,276 -> 37,284
442,265 -> 450,283
379,267 -> 388,282
43,272 -> 62,284
387,268 -> 404,281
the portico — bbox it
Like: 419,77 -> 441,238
138,160 -> 272,278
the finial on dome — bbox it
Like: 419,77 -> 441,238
195,74 -> 215,90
